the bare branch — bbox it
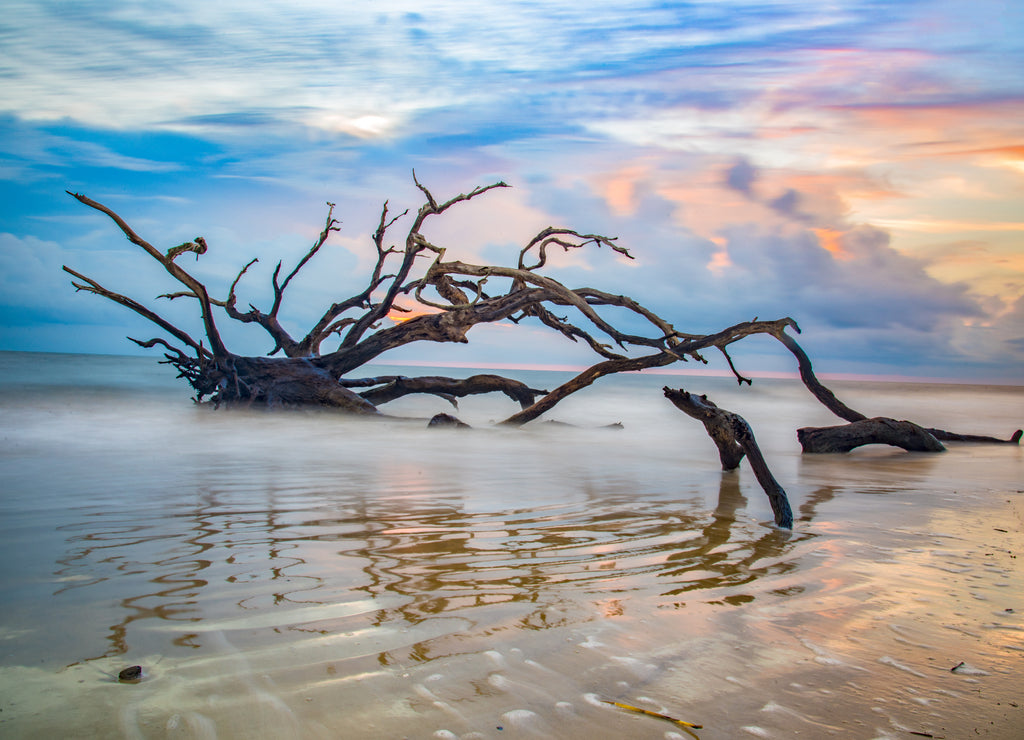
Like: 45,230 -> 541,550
272,202 -> 340,316
225,258 -> 259,313
771,327 -> 867,422
166,237 -> 207,262
63,265 -> 211,357
288,202 -> 408,356
412,169 -> 438,211
519,228 -> 630,271
500,351 -> 678,426
128,336 -> 191,364
66,192 -> 228,357
336,177 -> 510,351
719,346 -> 753,386
158,290 -> 199,301
340,374 -> 547,409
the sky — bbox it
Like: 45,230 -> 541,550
1,0 -> 1022,383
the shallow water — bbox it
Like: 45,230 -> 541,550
0,351 -> 1022,738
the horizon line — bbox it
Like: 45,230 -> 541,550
2,348 -> 1019,387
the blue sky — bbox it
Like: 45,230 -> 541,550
1,0 -> 1022,382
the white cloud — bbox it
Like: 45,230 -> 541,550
2,0 -> 1022,381
0,0 -> 944,135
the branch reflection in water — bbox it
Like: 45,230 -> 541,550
51,464 -> 821,674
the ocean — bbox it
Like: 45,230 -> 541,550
0,350 -> 1021,738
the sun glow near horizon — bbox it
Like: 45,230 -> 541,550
0,0 -> 1021,382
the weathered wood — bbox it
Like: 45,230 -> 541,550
660,389 -> 745,470
773,327 -> 867,423
225,357 -> 380,413
664,387 -> 793,528
66,191 -> 229,359
798,418 -> 946,453
774,326 -> 1020,449
501,318 -> 799,427
927,427 -> 1022,445
64,175 -> 1014,488
61,175 -> 1022,535
340,374 -> 547,409
63,179 -> 812,416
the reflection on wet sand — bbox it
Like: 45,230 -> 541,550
16,458 -> 898,739
56,486 -> 332,661
2,367 -> 1021,738
660,473 -> 800,606
53,469 -> 816,673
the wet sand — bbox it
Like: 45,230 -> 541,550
0,355 -> 1021,738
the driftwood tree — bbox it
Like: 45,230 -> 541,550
64,175 -> 1019,528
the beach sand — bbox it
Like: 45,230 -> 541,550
0,353 -> 1021,738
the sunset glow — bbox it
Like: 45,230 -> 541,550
0,1 -> 1021,382
387,308 -> 437,324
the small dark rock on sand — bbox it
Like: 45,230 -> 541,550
118,665 -> 143,683
428,413 -> 470,428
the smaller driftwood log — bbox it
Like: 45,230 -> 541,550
664,387 -> 793,529
798,418 -> 946,453
799,419 -> 1022,453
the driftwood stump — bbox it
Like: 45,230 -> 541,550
664,387 -> 793,529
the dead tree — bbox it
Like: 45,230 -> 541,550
62,174 -> 810,422
63,174 -> 1018,528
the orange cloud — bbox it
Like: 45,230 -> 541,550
599,164 -> 650,216
780,171 -> 902,203
706,236 -> 732,275
950,144 -> 1024,160
812,228 -> 852,260
827,99 -> 1024,155
873,218 -> 1024,233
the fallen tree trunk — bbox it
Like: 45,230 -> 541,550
222,356 -> 380,413
798,418 -> 946,453
664,387 -> 793,528
64,178 -> 803,422
798,419 -> 1022,453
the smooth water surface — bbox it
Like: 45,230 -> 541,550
0,352 -> 1021,738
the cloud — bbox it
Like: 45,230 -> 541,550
1002,297 -> 1024,353
725,159 -> 757,195
1,0 -> 1022,381
0,1 -> 958,137
502,149 -> 996,372
0,233 -> 71,315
